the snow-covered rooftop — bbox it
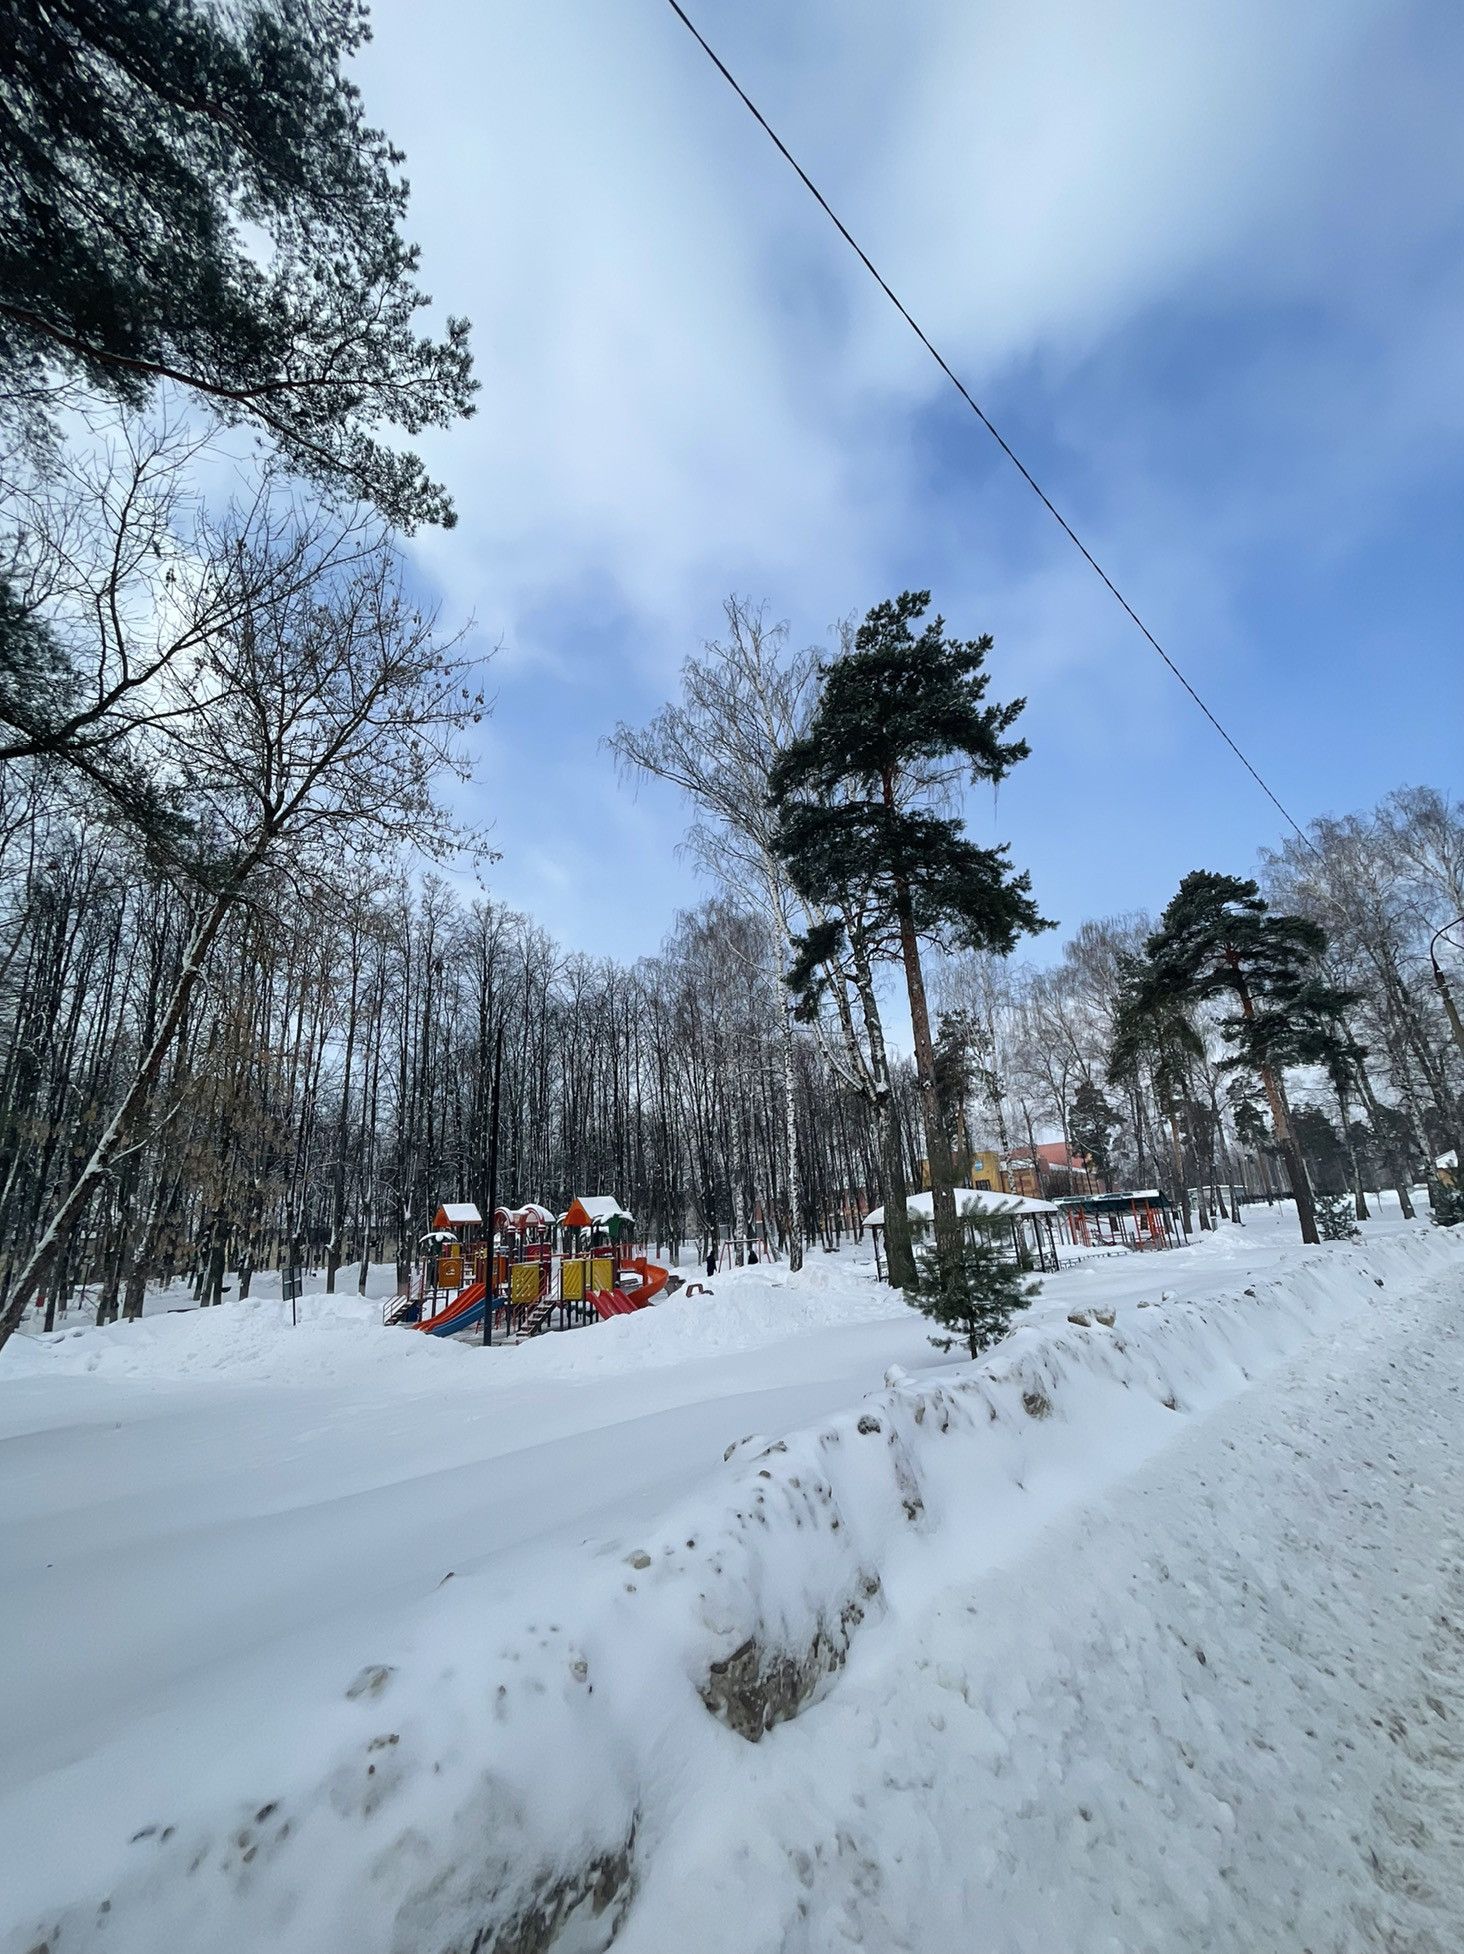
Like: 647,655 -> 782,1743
434,1202 -> 482,1226
498,1201 -> 555,1227
561,1194 -> 634,1225
863,1187 -> 1058,1227
1057,1188 -> 1165,1207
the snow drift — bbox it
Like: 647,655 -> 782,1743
5,1225 -> 1460,1954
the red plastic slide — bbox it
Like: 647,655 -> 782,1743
591,1290 -> 632,1319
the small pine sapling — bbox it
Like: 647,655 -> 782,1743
904,1216 -> 1039,1359
1314,1191 -> 1361,1241
1429,1179 -> 1464,1229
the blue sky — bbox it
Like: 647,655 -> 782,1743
354,0 -> 1463,963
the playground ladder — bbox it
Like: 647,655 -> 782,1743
382,1271 -> 425,1327
518,1293 -> 559,1339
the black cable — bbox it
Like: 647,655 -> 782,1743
661,0 -> 1316,852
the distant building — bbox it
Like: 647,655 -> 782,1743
1003,1142 -> 1102,1199
917,1147 -> 1008,1195
965,1147 -> 1006,1192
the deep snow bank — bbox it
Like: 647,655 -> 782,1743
3,1289 -> 468,1383
6,1226 -> 1461,1954
499,1253 -> 900,1382
3,1253 -> 898,1387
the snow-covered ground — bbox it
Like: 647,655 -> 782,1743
2,1201 -> 1461,1952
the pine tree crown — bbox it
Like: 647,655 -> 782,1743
0,0 -> 476,529
768,590 -> 1028,801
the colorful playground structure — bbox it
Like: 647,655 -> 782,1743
384,1196 -> 671,1341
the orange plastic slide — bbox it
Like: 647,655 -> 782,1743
622,1255 -> 670,1302
413,1275 -> 486,1335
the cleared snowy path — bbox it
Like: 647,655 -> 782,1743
0,1313 -> 951,1785
620,1261 -> 1464,1954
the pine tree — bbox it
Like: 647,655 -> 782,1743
933,1009 -> 981,1177
1280,982 -> 1372,1218
1109,962 -> 1203,1231
1314,1191 -> 1360,1241
0,0 -> 475,529
770,592 -> 1049,1268
1069,1079 -> 1120,1189
1430,1179 -> 1464,1229
1290,1106 -> 1350,1195
904,1216 -> 1038,1360
1138,872 -> 1329,1244
1228,1091 -> 1270,1157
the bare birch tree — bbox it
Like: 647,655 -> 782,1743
0,507 -> 484,1351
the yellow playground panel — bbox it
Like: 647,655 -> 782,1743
590,1255 -> 613,1293
509,1261 -> 541,1304
561,1258 -> 586,1302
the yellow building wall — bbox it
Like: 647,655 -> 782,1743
967,1149 -> 1006,1192
918,1149 -> 1008,1192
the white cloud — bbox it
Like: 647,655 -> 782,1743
350,0 -> 1463,949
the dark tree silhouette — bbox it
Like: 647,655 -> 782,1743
770,592 -> 1047,1265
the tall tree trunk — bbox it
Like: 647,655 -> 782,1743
876,1088 -> 914,1288
778,986 -> 804,1273
848,934 -> 914,1287
1431,951 -> 1464,1067
1259,1059 -> 1318,1244
1227,960 -> 1319,1245
1353,1064 -> 1416,1219
882,770 -> 960,1264
326,944 -> 362,1293
1334,1081 -> 1369,1221
1164,1099 -> 1193,1235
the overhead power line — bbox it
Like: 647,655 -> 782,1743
660,0 -> 1315,852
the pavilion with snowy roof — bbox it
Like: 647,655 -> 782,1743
1056,1189 -> 1180,1251
862,1186 -> 1062,1277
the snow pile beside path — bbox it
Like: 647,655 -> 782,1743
508,1253 -> 900,1381
4,1255 -> 897,1388
3,1290 -> 468,1384
11,1224 -> 1462,1954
